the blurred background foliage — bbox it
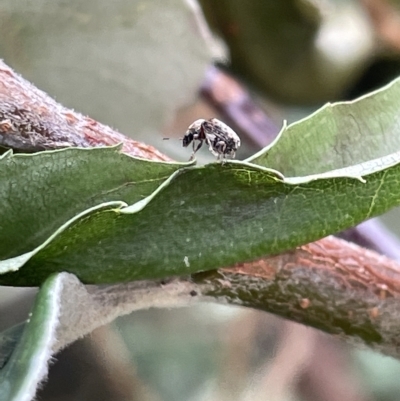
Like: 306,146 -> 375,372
2,0 -> 400,400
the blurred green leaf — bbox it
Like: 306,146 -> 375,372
199,0 -> 374,103
0,324 -> 25,371
0,0 -> 222,146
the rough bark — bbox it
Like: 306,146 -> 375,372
193,236 -> 400,358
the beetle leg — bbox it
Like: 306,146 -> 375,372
194,140 -> 203,153
189,139 -> 204,160
205,136 -> 219,157
219,153 -> 228,164
209,146 -> 219,157
215,141 -> 227,155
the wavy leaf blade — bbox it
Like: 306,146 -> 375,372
0,160 -> 398,285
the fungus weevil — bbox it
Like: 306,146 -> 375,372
183,118 -> 241,161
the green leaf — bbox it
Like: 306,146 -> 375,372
0,324 -> 25,371
0,274 -> 61,401
0,156 -> 399,286
0,147 -> 189,262
199,0 -> 373,103
248,77 -> 400,176
2,78 -> 400,286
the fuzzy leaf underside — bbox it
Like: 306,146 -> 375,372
0,274 -> 61,401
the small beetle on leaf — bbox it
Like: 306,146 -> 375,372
182,118 -> 241,161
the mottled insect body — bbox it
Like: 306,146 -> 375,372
183,118 -> 241,161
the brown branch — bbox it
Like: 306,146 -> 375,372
193,236 -> 400,358
0,60 -> 171,161
361,0 -> 400,52
1,59 -> 400,358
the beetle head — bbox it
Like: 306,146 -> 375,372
182,132 -> 193,147
182,119 -> 206,147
